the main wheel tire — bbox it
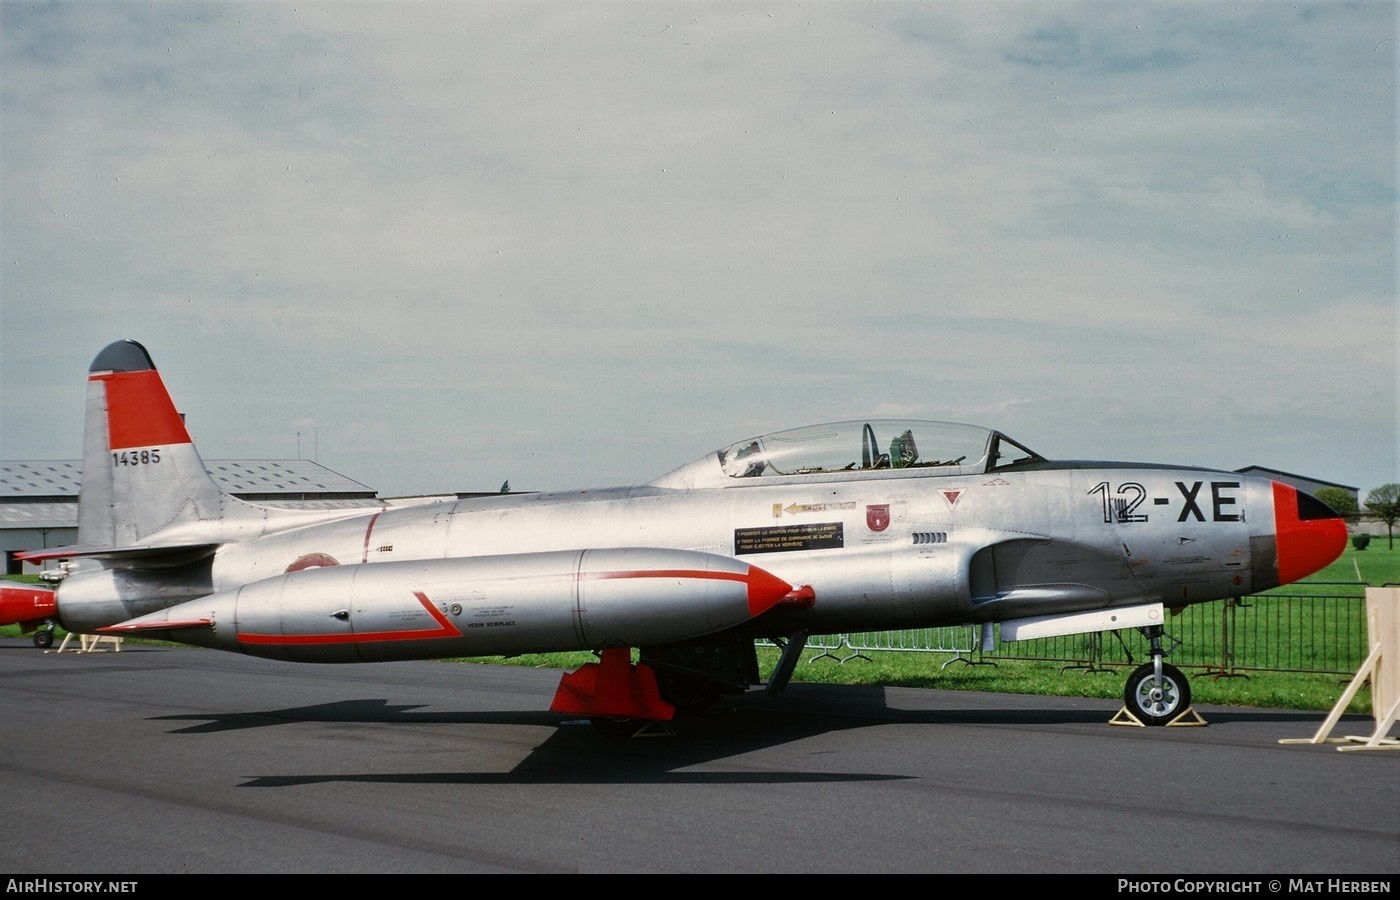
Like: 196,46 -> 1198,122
1124,662 -> 1191,726
33,629 -> 54,649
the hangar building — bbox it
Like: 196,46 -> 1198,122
1232,467 -> 1358,506
1,459 -> 381,576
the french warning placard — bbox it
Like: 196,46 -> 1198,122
735,522 -> 844,555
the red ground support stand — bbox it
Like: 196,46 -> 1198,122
550,647 -> 676,722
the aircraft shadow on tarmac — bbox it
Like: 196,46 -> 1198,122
142,682 -> 1353,789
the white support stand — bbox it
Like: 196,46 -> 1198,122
45,632 -> 123,654
1109,706 -> 1208,727
1281,587 -> 1398,752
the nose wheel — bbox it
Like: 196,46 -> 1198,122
1124,660 -> 1191,725
1112,625 -> 1205,727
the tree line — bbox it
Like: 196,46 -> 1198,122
1316,483 -> 1400,549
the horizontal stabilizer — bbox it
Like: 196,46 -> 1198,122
18,542 -> 219,565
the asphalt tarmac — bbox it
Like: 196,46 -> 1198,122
1,637 -> 1396,875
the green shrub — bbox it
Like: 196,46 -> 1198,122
1352,533 -> 1371,550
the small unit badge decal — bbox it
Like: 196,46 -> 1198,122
866,504 -> 891,532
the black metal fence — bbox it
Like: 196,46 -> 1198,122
799,581 -> 1371,678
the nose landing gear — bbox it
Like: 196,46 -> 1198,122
1112,625 -> 1206,727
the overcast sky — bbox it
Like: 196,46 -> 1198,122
2,1 -> 1395,499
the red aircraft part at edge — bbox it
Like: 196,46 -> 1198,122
1273,481 -> 1348,585
95,369 -> 191,450
0,583 -> 57,626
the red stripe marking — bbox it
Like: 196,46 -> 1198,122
587,565 -> 792,617
360,512 -> 382,563
587,568 -> 748,583
236,591 -> 461,646
95,370 -> 191,450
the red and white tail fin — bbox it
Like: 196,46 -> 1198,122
78,340 -> 232,548
20,340 -> 378,568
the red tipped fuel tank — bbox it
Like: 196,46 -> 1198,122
103,547 -> 794,663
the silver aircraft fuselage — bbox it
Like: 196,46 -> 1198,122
97,420 -> 1341,660
26,343 -> 1347,728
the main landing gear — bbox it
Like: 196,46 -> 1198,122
1114,625 -> 1204,727
553,636 -> 769,738
32,624 -> 56,649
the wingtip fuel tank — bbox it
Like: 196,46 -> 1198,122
0,582 -> 57,631
102,548 -> 796,662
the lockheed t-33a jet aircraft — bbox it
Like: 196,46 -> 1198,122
21,340 -> 1348,735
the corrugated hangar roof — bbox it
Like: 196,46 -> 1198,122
1,460 -> 382,533
1,460 -> 374,498
201,460 -> 374,495
0,462 -> 83,497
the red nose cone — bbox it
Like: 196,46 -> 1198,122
1273,482 -> 1347,585
744,564 -> 796,617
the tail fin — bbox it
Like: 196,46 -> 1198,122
20,340 -> 379,569
79,340 -> 231,547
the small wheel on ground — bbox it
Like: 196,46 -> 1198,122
1124,661 -> 1191,726
33,629 -> 54,649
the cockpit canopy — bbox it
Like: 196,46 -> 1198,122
649,419 -> 1043,489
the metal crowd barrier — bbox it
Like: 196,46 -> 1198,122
774,583 -> 1371,679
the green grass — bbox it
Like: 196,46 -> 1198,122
1318,536 -> 1400,586
7,542 -> 1393,716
